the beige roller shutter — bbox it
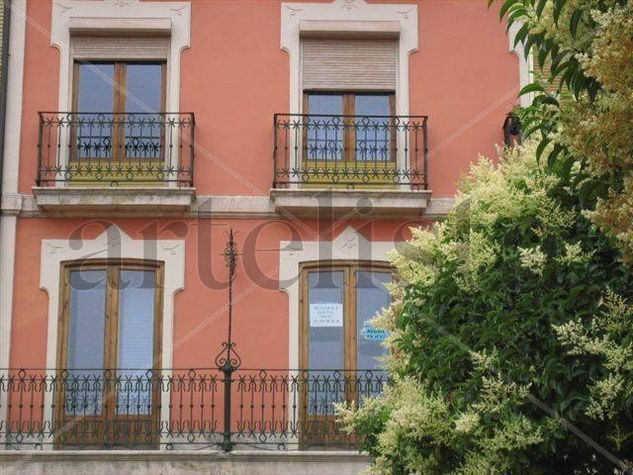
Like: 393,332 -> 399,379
71,36 -> 170,61
301,38 -> 398,91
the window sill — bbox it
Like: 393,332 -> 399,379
32,186 -> 195,217
270,188 -> 432,218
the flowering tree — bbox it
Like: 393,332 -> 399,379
339,142 -> 633,473
500,0 -> 633,259
338,2 -> 633,472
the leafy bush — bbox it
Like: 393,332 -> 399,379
495,0 -> 633,261
339,143 -> 633,474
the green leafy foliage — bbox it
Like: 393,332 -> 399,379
339,143 -> 633,474
490,0 -> 633,261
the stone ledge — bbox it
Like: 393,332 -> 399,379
0,449 -> 369,462
5,192 -> 455,219
32,187 -> 196,217
271,188 -> 433,218
0,450 -> 371,475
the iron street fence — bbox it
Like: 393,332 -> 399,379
273,113 -> 429,189
0,368 -> 387,451
36,112 -> 195,187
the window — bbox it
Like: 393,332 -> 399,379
56,260 -> 163,447
304,91 -> 395,162
73,61 -> 165,161
301,262 -> 391,372
299,262 -> 390,446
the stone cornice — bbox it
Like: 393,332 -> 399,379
2,193 -> 455,219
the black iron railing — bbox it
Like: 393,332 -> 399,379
273,113 -> 429,189
36,112 -> 195,187
0,368 -> 387,450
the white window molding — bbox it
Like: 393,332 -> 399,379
281,0 -> 418,117
40,225 -> 185,446
48,1 -> 191,190
509,22 -> 534,107
279,225 -> 397,369
51,0 -> 191,114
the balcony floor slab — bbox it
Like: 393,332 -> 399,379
271,188 -> 432,218
32,187 -> 196,217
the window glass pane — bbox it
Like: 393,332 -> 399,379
306,94 -> 344,161
356,270 -> 391,403
76,63 -> 114,159
307,270 -> 344,415
117,270 -> 156,415
124,64 -> 163,159
356,271 -> 391,370
354,94 -> 392,161
66,270 -> 107,416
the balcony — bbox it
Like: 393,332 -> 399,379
0,368 -> 386,450
33,112 -> 196,216
271,114 -> 432,217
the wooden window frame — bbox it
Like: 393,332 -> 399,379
71,61 -> 167,162
54,259 -> 164,448
298,260 -> 392,372
303,91 -> 396,163
298,260 -> 391,447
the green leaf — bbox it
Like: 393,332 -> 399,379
520,83 -> 546,96
499,0 -> 517,20
553,0 -> 566,24
537,95 -> 560,107
536,137 -> 551,161
513,23 -> 529,48
570,9 -> 582,39
547,143 -> 565,168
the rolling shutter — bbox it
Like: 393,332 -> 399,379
71,36 -> 170,61
301,38 -> 398,91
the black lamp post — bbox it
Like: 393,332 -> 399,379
215,229 -> 241,452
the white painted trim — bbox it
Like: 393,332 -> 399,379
279,225 -> 397,370
280,0 -> 417,188
0,217 -> 17,370
1,0 -> 26,196
280,0 -> 418,117
39,225 -> 185,447
51,0 -> 191,114
508,22 -> 534,107
0,216 -> 17,447
0,0 -> 27,445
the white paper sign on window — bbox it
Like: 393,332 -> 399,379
309,303 -> 343,327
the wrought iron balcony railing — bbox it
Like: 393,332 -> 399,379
273,113 -> 429,189
36,112 -> 195,187
0,368 -> 387,450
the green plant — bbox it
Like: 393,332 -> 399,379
490,0 -> 633,260
339,142 -> 633,474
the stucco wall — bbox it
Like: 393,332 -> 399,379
15,0 -> 519,196
6,0 -> 521,371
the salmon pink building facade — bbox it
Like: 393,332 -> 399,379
0,0 -> 528,471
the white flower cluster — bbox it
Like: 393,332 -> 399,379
518,246 -> 547,275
